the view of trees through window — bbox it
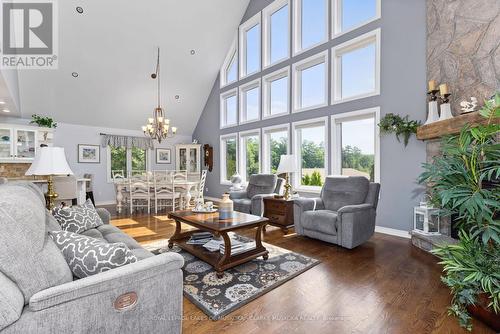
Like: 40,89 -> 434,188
340,117 -> 375,181
110,146 -> 147,178
225,138 -> 237,181
299,125 -> 325,186
243,136 -> 260,179
110,146 -> 127,178
269,132 -> 287,173
131,147 -> 147,171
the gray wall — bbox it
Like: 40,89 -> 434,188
192,0 -> 428,232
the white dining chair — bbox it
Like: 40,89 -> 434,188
129,174 -> 152,214
153,170 -> 181,214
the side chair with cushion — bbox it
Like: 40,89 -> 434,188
294,176 -> 380,249
229,174 -> 284,216
0,181 -> 184,334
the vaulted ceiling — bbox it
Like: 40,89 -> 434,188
12,0 -> 249,134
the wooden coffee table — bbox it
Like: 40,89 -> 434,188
167,210 -> 269,278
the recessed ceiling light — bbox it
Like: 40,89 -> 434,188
2,109 -> 10,113
190,49 -> 196,55
175,95 -> 180,100
72,72 -> 79,78
76,6 -> 83,14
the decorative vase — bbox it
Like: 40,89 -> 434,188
218,193 -> 233,220
439,103 -> 454,121
425,101 -> 439,124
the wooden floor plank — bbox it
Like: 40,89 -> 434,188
102,206 -> 495,334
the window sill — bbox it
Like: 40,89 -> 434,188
331,91 -> 380,106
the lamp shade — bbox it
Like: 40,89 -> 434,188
276,155 -> 297,174
25,147 -> 74,176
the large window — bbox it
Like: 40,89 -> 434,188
220,36 -> 238,87
108,146 -> 148,181
331,107 -> 380,182
220,88 -> 238,128
239,79 -> 261,124
332,29 -> 380,103
293,51 -> 328,112
293,117 -> 328,191
263,0 -> 290,68
239,13 -> 261,78
262,124 -> 289,173
263,66 -> 290,118
239,130 -> 261,181
220,134 -> 238,184
293,0 -> 328,55
332,0 -> 380,36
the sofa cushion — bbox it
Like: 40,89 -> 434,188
130,248 -> 154,260
0,185 -> 73,304
0,272 -> 24,331
52,199 -> 104,234
302,210 -> 338,235
233,198 -> 252,214
321,177 -> 369,212
97,225 -> 143,250
246,174 -> 277,199
49,231 -> 138,279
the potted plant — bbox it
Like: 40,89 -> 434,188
378,113 -> 421,147
418,93 -> 500,331
30,114 -> 57,141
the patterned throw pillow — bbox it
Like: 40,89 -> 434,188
52,199 -> 104,234
49,231 -> 138,278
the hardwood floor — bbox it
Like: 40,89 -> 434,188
103,206 -> 495,334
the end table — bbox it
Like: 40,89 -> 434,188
263,197 -> 295,234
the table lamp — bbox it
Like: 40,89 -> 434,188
277,155 -> 297,200
25,147 -> 73,209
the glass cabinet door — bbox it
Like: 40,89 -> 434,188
179,148 -> 187,170
189,148 -> 199,173
0,128 -> 13,159
15,129 -> 36,159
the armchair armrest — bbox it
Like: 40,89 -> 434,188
338,203 -> 373,214
229,190 -> 248,200
96,208 -> 111,224
337,204 -> 376,249
250,193 -> 276,216
29,252 -> 184,311
293,198 -> 324,235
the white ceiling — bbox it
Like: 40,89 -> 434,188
15,0 -> 249,135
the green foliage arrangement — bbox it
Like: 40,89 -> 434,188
30,114 -> 57,128
418,93 -> 500,331
302,171 -> 323,186
378,113 -> 420,146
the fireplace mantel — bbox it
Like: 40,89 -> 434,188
416,111 -> 492,140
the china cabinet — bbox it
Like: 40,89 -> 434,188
175,144 -> 201,180
0,124 -> 54,162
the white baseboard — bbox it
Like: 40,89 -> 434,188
375,226 -> 411,239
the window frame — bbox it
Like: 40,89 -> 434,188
262,123 -> 290,174
262,66 -> 290,119
106,146 -> 150,183
262,0 -> 291,69
220,133 -> 239,185
239,12 -> 262,79
292,50 -> 329,113
220,34 -> 238,88
292,0 -> 329,56
238,129 -> 262,183
331,28 -> 381,105
330,107 -> 380,183
220,87 -> 239,129
331,0 -> 381,38
292,116 -> 329,193
238,78 -> 262,125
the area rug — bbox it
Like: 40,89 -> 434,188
143,238 -> 320,319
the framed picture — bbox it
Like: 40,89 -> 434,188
78,144 -> 100,163
156,148 -> 171,164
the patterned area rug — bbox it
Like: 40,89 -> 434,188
143,238 -> 320,319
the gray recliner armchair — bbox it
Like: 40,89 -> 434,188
229,174 -> 284,216
294,176 -> 380,249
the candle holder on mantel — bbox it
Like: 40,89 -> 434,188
439,93 -> 453,121
425,89 -> 440,125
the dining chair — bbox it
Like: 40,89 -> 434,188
153,170 -> 181,214
112,170 -> 126,182
83,173 -> 95,205
129,174 -> 152,214
129,170 -> 148,181
53,176 -> 78,207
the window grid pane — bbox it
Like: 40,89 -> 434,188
225,95 -> 237,125
226,52 -> 237,83
301,0 -> 327,50
110,146 -> 127,179
270,4 -> 288,64
243,135 -> 260,180
270,76 -> 288,115
268,131 -> 288,173
131,147 -> 147,171
225,138 -> 237,180
341,0 -> 377,32
300,62 -> 325,108
245,24 -> 261,75
299,125 -> 325,186
244,87 -> 260,121
341,42 -> 376,99
340,117 -> 375,181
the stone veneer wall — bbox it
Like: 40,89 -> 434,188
0,163 -> 31,178
427,0 -> 500,115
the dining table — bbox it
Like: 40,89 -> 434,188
114,180 -> 200,214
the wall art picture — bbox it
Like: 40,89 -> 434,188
156,148 -> 171,164
78,144 -> 100,163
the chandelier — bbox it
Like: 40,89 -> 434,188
142,47 -> 177,143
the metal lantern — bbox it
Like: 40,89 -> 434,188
413,206 -> 440,235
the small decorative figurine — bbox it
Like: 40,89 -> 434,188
459,97 -> 478,114
229,174 -> 243,191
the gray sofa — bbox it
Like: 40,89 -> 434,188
0,182 -> 184,334
229,174 -> 284,216
294,176 -> 380,249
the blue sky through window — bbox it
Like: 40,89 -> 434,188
301,62 -> 325,108
301,0 -> 327,50
341,118 -> 374,154
226,53 -> 237,83
341,43 -> 375,99
270,76 -> 288,115
226,95 -> 237,125
246,24 -> 260,74
270,5 -> 288,64
342,0 -> 377,32
245,87 -> 259,121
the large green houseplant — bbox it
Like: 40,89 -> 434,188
418,93 -> 500,331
